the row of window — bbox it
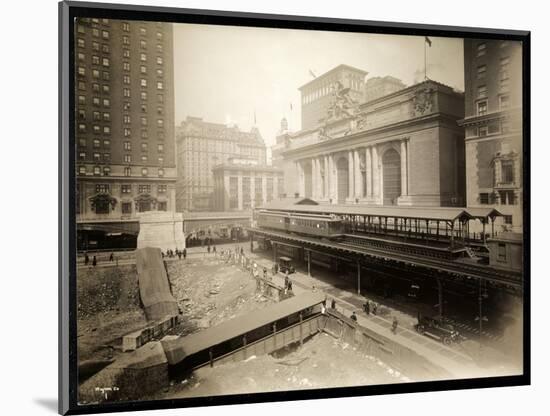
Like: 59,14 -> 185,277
78,123 -> 111,134
76,66 -> 110,81
77,81 -> 111,94
476,93 -> 510,115
121,22 -> 164,40
476,40 -> 510,58
122,62 -> 164,77
77,53 -> 110,67
123,128 -> 165,140
121,142 -> 165,152
78,165 -> 166,177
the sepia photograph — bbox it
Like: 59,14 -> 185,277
59,2 -> 529,413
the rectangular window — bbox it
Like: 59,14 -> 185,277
157,119 -> 164,128
92,41 -> 99,51
77,66 -> 86,76
122,22 -> 130,31
479,193 -> 490,204
477,85 -> 487,98
123,49 -> 130,58
102,57 -> 110,67
124,167 -> 131,176
158,201 -> 167,211
141,155 -> 148,163
141,92 -> 147,100
140,27 -> 147,36
156,81 -> 163,90
141,117 -> 147,126
102,44 -> 109,54
79,166 -> 86,175
497,243 -> 507,261
156,68 -> 164,77
77,38 -> 85,48
124,141 -> 131,150
158,185 -> 167,193
103,126 -> 110,134
121,184 -> 132,194
140,65 -> 147,74
140,79 -> 147,87
92,69 -> 100,79
123,35 -> 130,45
140,40 -> 146,49
477,65 -> 487,79
92,55 -> 100,65
123,88 -> 130,97
124,128 -> 131,137
500,95 -> 510,109
141,168 -> 148,177
476,42 -> 487,57
122,202 -> 132,214
501,160 -> 514,184
123,75 -> 130,84
138,184 -> 151,194
95,184 -> 110,193
93,139 -> 100,148
140,53 -> 147,62
479,126 -> 488,137
92,111 -> 100,121
103,72 -> 109,81
93,152 -> 101,161
124,154 -> 131,163
157,144 -> 164,153
123,62 -> 130,71
78,110 -> 86,120
102,30 -> 109,39
103,98 -> 110,107
141,143 -> 148,151
102,84 -> 110,94
123,115 -> 131,124
158,168 -> 164,177
78,152 -> 86,160
477,101 -> 487,116
78,95 -> 86,105
78,123 -> 86,133
103,166 -> 111,175
103,139 -> 110,147
156,56 -> 163,65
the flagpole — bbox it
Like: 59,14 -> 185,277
424,39 -> 427,80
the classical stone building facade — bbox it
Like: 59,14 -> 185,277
75,19 -> 176,230
278,74 -> 466,207
459,39 -> 523,233
364,76 -> 406,102
176,117 -> 267,212
212,158 -> 284,211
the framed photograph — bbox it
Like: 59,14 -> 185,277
59,1 -> 530,414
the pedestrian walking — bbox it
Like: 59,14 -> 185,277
331,298 -> 336,309
178,251 -> 182,260
213,245 -> 216,255
84,253 -> 89,266
263,268 -> 267,280
372,302 -> 377,315
92,255 -> 97,267
350,311 -> 357,322
183,248 -> 187,260
363,300 -> 370,315
392,317 -> 398,334
207,245 -> 211,254
287,279 -> 293,292
284,272 -> 289,290
109,252 -> 114,262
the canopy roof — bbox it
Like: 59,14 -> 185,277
258,201 -> 473,222
162,292 -> 325,365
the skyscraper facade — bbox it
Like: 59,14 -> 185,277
75,18 -> 176,232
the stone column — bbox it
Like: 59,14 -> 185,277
223,174 -> 230,210
250,176 -> 256,209
274,174 -> 279,199
366,147 -> 372,197
262,175 -> 267,205
324,155 -> 329,198
329,154 -> 335,202
354,149 -> 362,198
400,139 -> 408,196
311,158 -> 317,199
372,146 -> 380,202
237,175 -> 243,210
348,150 -> 354,199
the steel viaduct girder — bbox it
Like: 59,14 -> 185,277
249,228 -> 523,296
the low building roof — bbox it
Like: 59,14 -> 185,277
161,292 -> 325,364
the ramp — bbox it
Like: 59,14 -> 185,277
136,247 -> 179,321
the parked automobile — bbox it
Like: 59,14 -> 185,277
415,316 -> 459,345
278,256 -> 295,274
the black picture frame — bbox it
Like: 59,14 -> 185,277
59,1 -> 531,414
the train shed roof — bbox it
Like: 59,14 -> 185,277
161,292 -> 326,365
259,201 -> 473,222
464,207 -> 503,220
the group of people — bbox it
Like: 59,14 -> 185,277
161,248 -> 187,260
362,299 -> 378,316
83,252 -> 117,267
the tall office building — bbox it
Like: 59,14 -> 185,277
299,65 -> 368,131
459,39 -> 523,232
75,18 -> 176,235
176,117 -> 267,212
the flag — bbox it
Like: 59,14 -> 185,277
425,36 -> 432,47
254,110 -> 257,125
309,69 -> 316,78
290,103 -> 293,111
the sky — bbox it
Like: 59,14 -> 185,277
173,23 -> 464,150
